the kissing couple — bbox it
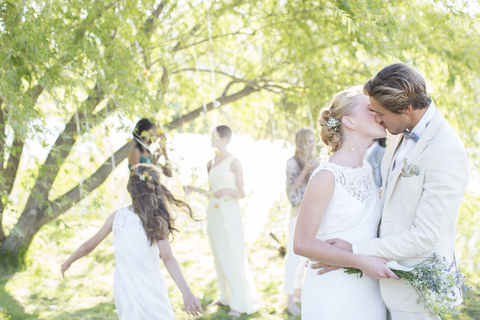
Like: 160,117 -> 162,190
293,63 -> 470,320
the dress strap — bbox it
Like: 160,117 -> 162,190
309,163 -> 337,183
223,154 -> 236,168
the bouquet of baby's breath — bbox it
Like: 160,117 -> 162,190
344,253 -> 472,317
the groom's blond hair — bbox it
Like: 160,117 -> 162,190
363,63 -> 431,114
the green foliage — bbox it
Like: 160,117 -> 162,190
1,0 -> 480,283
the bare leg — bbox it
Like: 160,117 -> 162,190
293,288 -> 301,302
287,294 -> 301,315
228,309 -> 243,317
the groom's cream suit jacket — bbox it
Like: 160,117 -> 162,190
356,108 -> 470,313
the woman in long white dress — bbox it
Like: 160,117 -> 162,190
184,126 -> 260,317
206,125 -> 260,317
294,86 -> 399,320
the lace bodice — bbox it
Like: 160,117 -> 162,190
113,207 -> 144,233
310,160 -> 382,244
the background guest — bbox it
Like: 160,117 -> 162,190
185,125 -> 260,317
128,118 -> 172,177
364,138 -> 386,190
283,128 -> 319,315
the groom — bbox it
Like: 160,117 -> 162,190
312,63 -> 470,320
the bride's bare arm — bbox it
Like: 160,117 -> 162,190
293,170 -> 398,280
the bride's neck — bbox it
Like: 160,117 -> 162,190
330,138 -> 370,168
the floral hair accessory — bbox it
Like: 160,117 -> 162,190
212,130 -> 221,141
326,116 -> 340,131
139,171 -> 151,182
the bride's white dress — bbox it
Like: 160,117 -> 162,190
301,161 -> 387,320
112,207 -> 175,320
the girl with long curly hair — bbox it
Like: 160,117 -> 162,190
61,164 -> 201,319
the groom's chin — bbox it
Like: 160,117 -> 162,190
386,129 -> 400,135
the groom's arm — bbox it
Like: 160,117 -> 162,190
356,146 -> 469,261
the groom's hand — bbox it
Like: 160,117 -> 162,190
325,238 -> 352,252
310,238 -> 352,275
359,257 -> 400,280
309,262 -> 342,275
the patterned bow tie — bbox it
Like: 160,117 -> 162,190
403,130 -> 419,143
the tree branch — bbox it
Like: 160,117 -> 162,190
166,85 -> 259,130
170,68 -> 298,93
21,84 -> 105,217
144,1 -> 167,35
172,29 -> 257,52
45,84 -> 261,220
171,68 -> 251,84
75,1 -> 119,42
47,141 -> 135,219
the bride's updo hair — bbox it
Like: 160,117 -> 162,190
318,86 -> 364,152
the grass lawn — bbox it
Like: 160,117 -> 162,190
0,218 -> 478,320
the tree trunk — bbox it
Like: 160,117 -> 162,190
0,85 -> 259,269
0,86 -> 44,243
0,99 -> 5,242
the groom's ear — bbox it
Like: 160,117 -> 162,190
342,116 -> 355,130
402,105 -> 413,116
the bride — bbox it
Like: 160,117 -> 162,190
293,86 -> 399,320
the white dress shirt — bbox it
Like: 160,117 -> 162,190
393,101 -> 437,170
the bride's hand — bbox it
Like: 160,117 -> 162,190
358,256 -> 400,280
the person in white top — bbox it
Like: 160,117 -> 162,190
61,164 -> 202,319
311,63 -> 470,320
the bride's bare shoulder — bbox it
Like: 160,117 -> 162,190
309,168 -> 335,189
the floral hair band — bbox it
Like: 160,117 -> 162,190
139,171 -> 151,182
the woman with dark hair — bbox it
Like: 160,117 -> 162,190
185,125 -> 260,317
128,118 -> 172,177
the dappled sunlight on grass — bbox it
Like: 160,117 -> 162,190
1,214 -> 479,319
0,215 -> 301,319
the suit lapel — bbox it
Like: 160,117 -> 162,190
404,110 -> 445,165
383,110 -> 446,208
381,134 -> 402,204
